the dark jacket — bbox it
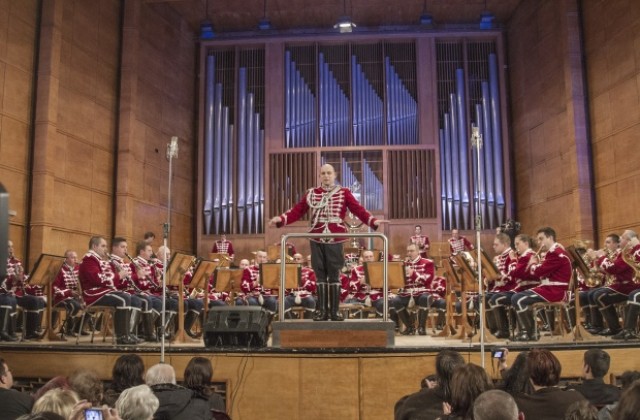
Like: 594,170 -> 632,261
395,386 -> 446,420
515,387 -> 586,420
565,378 -> 621,407
0,388 -> 33,420
151,383 -> 212,420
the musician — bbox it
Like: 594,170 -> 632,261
241,250 -> 277,314
410,225 -> 431,258
211,233 -> 234,261
157,246 -> 204,339
448,229 -> 474,256
582,234 -> 634,336
344,250 -> 384,319
612,230 -> 640,340
131,241 -> 180,341
488,234 -> 538,339
269,163 -> 384,322
79,236 -> 138,345
484,234 -> 516,338
283,254 -> 317,319
511,227 -> 572,341
143,231 -> 158,259
3,240 -> 45,340
0,241 -> 20,341
52,250 -> 85,336
391,244 -> 445,335
109,237 -> 144,343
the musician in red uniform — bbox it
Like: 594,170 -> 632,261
410,225 -> 431,258
488,234 -> 538,339
483,234 -> 516,338
0,241 -> 21,341
52,250 -> 84,336
344,250 -> 383,318
211,234 -> 234,261
448,229 -> 474,255
283,253 -> 317,319
241,250 -> 277,314
391,244 -> 445,335
2,240 -> 45,340
79,236 -> 138,345
581,234 -> 634,336
611,230 -> 640,340
269,164 -> 384,321
511,227 -> 572,341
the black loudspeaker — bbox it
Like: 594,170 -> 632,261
0,184 -> 8,278
204,306 -> 269,348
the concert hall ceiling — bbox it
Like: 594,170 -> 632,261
145,0 -> 523,34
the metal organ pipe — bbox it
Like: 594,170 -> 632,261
212,83 -> 223,233
489,53 -> 505,225
245,92 -> 255,233
455,69 -> 470,230
203,55 -> 215,234
481,81 -> 495,228
449,93 -> 460,229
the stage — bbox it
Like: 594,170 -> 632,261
2,319 -> 640,420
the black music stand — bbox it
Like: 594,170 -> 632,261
260,263 -> 301,290
28,254 -> 65,341
213,268 -> 245,305
166,252 -> 196,343
363,261 -> 406,289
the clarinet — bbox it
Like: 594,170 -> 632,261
126,253 -> 166,297
110,253 -> 144,294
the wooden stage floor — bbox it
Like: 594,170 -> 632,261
2,321 -> 640,420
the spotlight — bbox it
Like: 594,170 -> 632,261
479,11 -> 496,29
258,0 -> 272,30
334,15 -> 356,33
418,0 -> 434,27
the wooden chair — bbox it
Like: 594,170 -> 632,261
76,304 -> 116,344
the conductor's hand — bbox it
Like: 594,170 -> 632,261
373,219 -> 389,227
269,216 -> 282,227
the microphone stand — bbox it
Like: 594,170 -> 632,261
471,125 -> 485,367
161,137 -> 179,363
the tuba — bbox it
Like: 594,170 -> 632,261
621,243 -> 640,283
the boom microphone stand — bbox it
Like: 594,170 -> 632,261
161,136 -> 179,363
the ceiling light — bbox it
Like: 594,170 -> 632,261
258,0 -> 272,30
334,0 -> 355,33
418,0 -> 434,27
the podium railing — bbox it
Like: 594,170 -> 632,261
278,232 -> 389,322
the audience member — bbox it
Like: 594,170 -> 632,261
612,379 -> 640,420
500,351 -> 534,396
438,363 -> 493,420
565,400 -> 599,420
514,349 -> 586,420
184,357 -> 226,413
31,388 -> 79,419
421,374 -> 438,389
68,369 -> 104,406
394,349 -> 466,420
0,357 -> 33,420
566,349 -> 620,407
599,371 -> 640,420
146,363 -> 211,420
103,354 -> 145,407
32,376 -> 70,402
115,384 -> 158,420
473,389 -> 523,420
15,413 -> 65,420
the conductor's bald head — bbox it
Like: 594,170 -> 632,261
319,164 -> 337,188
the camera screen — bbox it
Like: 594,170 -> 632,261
493,350 -> 503,358
85,409 -> 103,420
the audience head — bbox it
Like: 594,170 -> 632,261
528,349 -> 562,387
564,400 -> 598,420
68,369 -> 104,406
184,357 -> 213,395
435,350 -> 466,402
116,384 -> 159,420
16,414 -> 65,420
145,363 -> 176,386
421,374 -> 438,389
33,376 -> 71,402
614,380 -> 640,420
111,354 -> 145,392
473,390 -> 520,420
503,351 -> 533,396
619,371 -> 640,389
31,388 -> 79,419
449,363 -> 493,417
583,349 -> 610,379
0,358 -> 14,389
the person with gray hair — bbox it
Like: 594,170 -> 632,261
473,390 -> 523,420
145,363 -> 211,420
612,229 -> 640,340
115,385 -> 158,420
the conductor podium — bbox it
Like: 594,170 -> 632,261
204,307 -> 269,348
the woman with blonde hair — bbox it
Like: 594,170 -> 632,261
31,388 -> 79,418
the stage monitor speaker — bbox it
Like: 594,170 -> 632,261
204,306 -> 269,348
0,183 -> 8,278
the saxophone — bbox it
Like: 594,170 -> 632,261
621,243 -> 640,283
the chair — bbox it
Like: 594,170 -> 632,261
76,304 -> 116,345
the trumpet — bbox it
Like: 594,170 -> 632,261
621,243 -> 640,283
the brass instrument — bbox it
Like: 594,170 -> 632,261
621,243 -> 640,283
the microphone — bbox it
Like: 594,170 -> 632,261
166,136 -> 179,159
